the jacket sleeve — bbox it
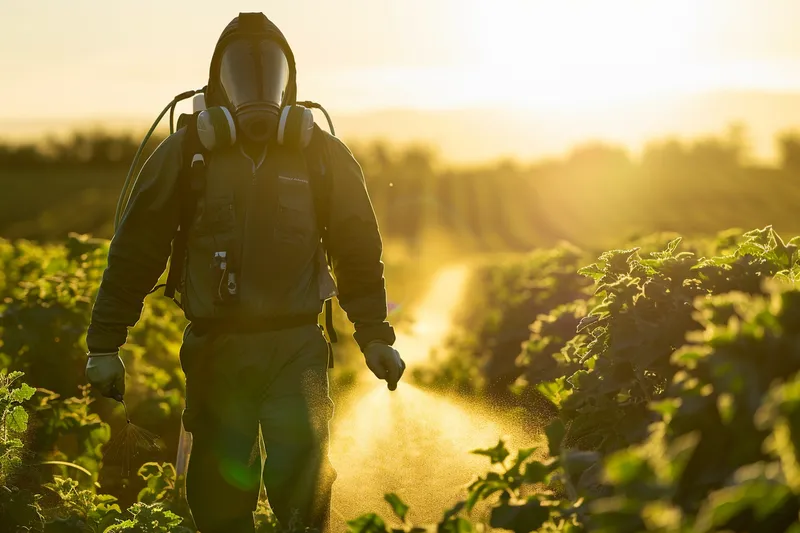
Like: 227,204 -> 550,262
86,131 -> 184,353
324,134 -> 396,351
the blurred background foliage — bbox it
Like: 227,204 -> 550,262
4,125 -> 800,250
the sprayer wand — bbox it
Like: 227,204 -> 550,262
110,385 -> 130,423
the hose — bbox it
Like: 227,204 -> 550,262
114,89 -> 203,231
297,101 -> 336,136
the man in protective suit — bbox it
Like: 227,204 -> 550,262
85,13 -> 405,533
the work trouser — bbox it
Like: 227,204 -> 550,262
180,322 -> 336,533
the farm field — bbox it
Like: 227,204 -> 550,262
5,128 -> 800,531
5,224 -> 800,532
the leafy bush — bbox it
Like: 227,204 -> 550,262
105,503 -> 191,533
0,370 -> 36,485
420,245 -> 591,402
542,227 -> 800,454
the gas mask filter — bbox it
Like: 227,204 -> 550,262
193,93 -> 315,152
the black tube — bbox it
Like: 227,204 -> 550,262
297,101 -> 336,136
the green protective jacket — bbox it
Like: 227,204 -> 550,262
86,128 -> 396,353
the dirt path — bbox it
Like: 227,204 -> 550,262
329,265 -> 536,528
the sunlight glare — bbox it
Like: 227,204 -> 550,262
329,264 -> 539,525
394,265 -> 470,365
465,0 -> 707,110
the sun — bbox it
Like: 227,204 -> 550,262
461,0 -> 707,110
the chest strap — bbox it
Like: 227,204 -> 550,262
164,113 -> 207,305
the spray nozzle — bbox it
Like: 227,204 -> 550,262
109,385 -> 129,423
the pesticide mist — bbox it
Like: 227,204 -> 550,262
329,266 -> 537,525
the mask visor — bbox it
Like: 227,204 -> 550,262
219,38 -> 290,142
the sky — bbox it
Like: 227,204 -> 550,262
3,0 -> 800,159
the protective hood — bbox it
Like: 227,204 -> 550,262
206,12 -> 298,110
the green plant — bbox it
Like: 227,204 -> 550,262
105,502 -> 192,533
0,370 -> 36,484
32,386 -> 110,488
43,475 -> 122,532
0,371 -> 44,532
549,227 -> 800,454
421,245 -> 591,404
347,434 -> 588,533
135,462 -> 193,527
351,229 -> 800,533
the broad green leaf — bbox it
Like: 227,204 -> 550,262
384,493 -> 410,523
465,484 -> 484,514
489,500 -> 550,533
137,462 -> 163,480
694,476 -> 792,532
510,448 -> 537,472
94,494 -> 117,504
7,405 -> 28,433
348,513 -> 389,533
666,237 -> 682,254
578,263 -> 606,281
466,480 -> 507,512
524,461 -> 553,484
545,420 -> 565,458
576,315 -> 601,333
438,517 -> 474,533
9,383 -> 36,403
536,378 -> 572,408
471,440 -> 510,465
671,346 -> 712,369
603,449 -> 651,486
441,501 -> 466,522
566,370 -> 593,390
649,398 -> 682,421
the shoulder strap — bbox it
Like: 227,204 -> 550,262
306,124 -> 332,245
305,124 -> 338,344
164,113 -> 207,305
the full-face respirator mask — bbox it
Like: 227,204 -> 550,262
115,13 -> 335,230
195,33 -> 315,150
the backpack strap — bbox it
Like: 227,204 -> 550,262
164,113 -> 207,305
305,124 -> 339,348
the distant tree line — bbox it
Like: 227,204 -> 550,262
2,124 -> 800,169
0,130 -> 160,168
3,125 -> 800,249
